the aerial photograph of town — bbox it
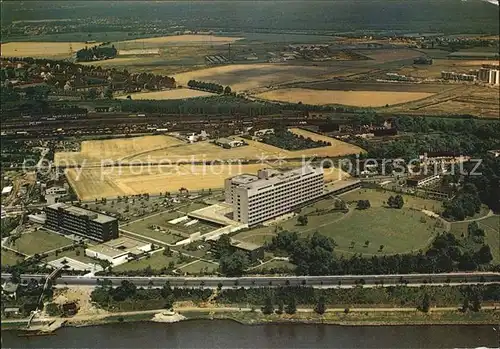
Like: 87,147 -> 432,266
0,0 -> 499,348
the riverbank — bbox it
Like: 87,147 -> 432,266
3,306 -> 499,333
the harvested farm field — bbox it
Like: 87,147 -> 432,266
116,35 -> 243,49
173,64 -> 343,92
55,135 -> 184,166
116,88 -> 214,100
55,130 -> 364,166
0,41 -> 100,58
297,82 -> 450,93
354,48 -> 423,62
254,88 -> 434,107
66,163 -> 349,201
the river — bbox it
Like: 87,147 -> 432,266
2,320 -> 499,348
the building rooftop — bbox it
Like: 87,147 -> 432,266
86,244 -> 128,258
48,203 -> 116,224
231,166 -> 322,191
2,282 -> 19,293
231,174 -> 259,185
408,173 -> 440,181
87,236 -> 151,259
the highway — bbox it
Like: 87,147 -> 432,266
3,272 -> 499,289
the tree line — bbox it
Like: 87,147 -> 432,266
267,230 -> 494,276
187,80 -> 231,94
261,128 -> 331,151
90,280 -> 212,311
76,45 -> 118,62
216,284 -> 500,311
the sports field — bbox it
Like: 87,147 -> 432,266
116,88 -> 215,100
254,88 -> 434,107
9,230 -> 74,256
0,42 -> 99,58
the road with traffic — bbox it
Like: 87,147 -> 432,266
3,272 -> 499,289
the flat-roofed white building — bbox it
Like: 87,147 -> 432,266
85,236 -> 152,266
225,166 -> 324,225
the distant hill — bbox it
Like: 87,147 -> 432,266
2,0 -> 499,34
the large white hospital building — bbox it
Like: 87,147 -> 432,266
225,166 -> 325,225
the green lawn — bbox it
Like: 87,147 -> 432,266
177,202 -> 210,214
122,211 -> 187,244
340,188 -> 443,213
113,251 -> 179,272
45,248 -> 98,265
450,215 -> 500,263
1,249 -> 24,267
324,208 -> 437,255
9,229 -> 74,255
251,259 -> 296,273
178,260 -> 219,275
235,206 -> 438,256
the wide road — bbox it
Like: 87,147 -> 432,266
3,272 -> 499,288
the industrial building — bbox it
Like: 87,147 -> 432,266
225,166 -> 325,225
214,137 -> 245,148
45,203 -> 118,242
85,236 -> 152,266
441,71 -> 477,82
406,173 -> 441,188
478,64 -> 500,86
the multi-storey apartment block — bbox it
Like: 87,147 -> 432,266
225,166 -> 324,225
45,203 -> 118,242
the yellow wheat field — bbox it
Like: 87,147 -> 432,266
116,89 -> 215,100
59,130 -> 360,200
173,64 -> 342,92
1,42 -> 101,58
66,163 -> 350,201
254,88 -> 434,107
55,135 -> 184,166
55,130 -> 364,166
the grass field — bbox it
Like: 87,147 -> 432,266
450,215 -> 500,263
178,260 -> 219,275
45,248 -> 97,265
116,89 -> 215,100
122,211 -> 187,244
9,230 -> 74,256
250,259 -> 296,273
234,190 -> 441,255
112,251 -> 179,272
1,249 -> 24,267
254,88 -> 434,107
340,188 -> 444,213
0,42 -> 99,58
